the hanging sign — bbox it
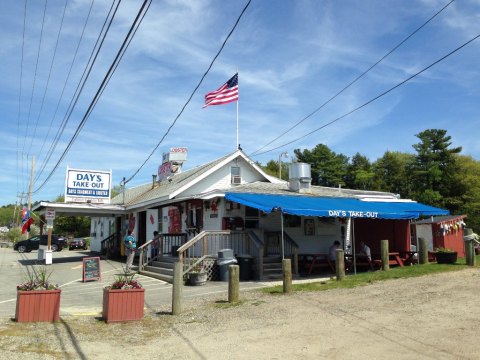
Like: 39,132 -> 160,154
45,208 -> 56,220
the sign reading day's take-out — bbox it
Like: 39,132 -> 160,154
65,168 -> 112,204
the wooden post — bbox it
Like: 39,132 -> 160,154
381,239 -> 389,271
138,247 -> 144,271
172,262 -> 183,315
228,264 -> 240,303
335,249 -> 345,281
465,240 -> 475,266
258,246 -> 264,280
282,259 -> 292,294
418,237 -> 428,264
293,249 -> 299,275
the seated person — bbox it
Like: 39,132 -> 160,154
358,241 -> 371,261
329,240 -> 341,262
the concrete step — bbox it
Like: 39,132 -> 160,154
139,270 -> 173,283
152,260 -> 176,269
144,265 -> 174,277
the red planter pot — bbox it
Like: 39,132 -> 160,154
102,288 -> 145,323
15,289 -> 61,323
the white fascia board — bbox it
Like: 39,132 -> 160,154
169,150 -> 280,199
194,191 -> 226,200
33,201 -> 126,216
168,151 -> 241,199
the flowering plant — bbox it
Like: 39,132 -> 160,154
190,263 -> 206,273
17,266 -> 59,291
435,247 -> 455,253
106,268 -> 143,290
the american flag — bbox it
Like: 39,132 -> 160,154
203,73 -> 238,108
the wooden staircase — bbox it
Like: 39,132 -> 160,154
140,256 -> 177,283
262,256 -> 283,279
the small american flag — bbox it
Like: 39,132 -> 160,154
203,73 -> 238,108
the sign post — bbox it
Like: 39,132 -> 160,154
45,208 -> 55,265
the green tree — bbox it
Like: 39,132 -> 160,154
6,227 -> 22,243
372,151 -> 414,197
0,204 -> 16,227
260,159 -> 289,180
345,153 -> 374,190
53,216 -> 90,238
454,155 -> 480,231
294,144 -> 348,186
411,129 -> 462,207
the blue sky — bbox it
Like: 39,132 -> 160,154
1,0 -> 479,206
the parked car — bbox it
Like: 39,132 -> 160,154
14,235 -> 64,253
69,238 -> 88,250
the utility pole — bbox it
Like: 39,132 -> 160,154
17,192 -> 25,228
27,156 -> 35,238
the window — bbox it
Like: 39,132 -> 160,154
245,206 -> 259,229
284,214 -> 301,227
231,166 -> 241,185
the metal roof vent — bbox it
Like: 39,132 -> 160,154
288,162 -> 311,193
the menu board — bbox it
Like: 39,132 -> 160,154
82,257 -> 101,282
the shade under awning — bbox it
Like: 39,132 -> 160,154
225,193 -> 449,220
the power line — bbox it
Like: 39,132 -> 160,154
22,0 -> 48,159
251,32 -> 480,157
124,0 -> 253,185
250,0 -> 456,157
17,0 -> 28,196
34,0 -> 117,184
26,0 -> 69,160
33,0 -> 152,193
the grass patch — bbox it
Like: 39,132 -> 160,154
213,300 -> 245,309
262,261 -> 476,294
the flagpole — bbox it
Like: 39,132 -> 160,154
236,70 -> 239,150
236,98 -> 239,150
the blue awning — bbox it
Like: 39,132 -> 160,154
225,193 -> 449,220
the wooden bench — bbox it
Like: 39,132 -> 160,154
300,254 -> 335,274
345,255 -> 381,271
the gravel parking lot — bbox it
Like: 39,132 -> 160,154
1,248 -> 480,359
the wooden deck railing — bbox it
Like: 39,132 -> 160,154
138,230 -> 297,279
177,230 -> 264,278
264,231 -> 299,274
137,233 -> 188,272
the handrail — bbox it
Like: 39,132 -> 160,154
177,230 -> 233,253
183,254 -> 210,275
100,234 -> 115,246
100,234 -> 116,258
138,239 -> 153,250
177,231 -> 208,253
246,230 -> 264,247
283,231 -> 299,248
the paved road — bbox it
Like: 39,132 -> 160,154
0,248 -> 275,319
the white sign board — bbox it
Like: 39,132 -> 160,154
65,168 -> 112,204
45,208 -> 55,220
162,147 -> 188,163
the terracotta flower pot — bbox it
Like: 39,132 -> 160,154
102,288 -> 145,323
15,289 -> 61,322
435,251 -> 458,264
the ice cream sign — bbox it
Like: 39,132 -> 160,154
65,168 -> 112,204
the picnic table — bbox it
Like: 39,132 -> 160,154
299,253 -> 335,274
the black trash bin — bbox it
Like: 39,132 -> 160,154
217,249 -> 237,281
236,254 -> 253,281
